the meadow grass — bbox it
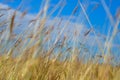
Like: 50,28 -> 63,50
0,0 -> 120,80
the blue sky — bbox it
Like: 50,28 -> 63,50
0,0 -> 120,63
0,0 -> 119,40
0,0 -> 120,46
0,1 -> 120,40
0,0 -> 119,29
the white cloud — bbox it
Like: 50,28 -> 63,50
0,3 -> 116,55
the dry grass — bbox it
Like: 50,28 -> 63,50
0,0 -> 120,80
0,54 -> 119,80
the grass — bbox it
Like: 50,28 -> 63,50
0,54 -> 120,80
0,0 -> 120,80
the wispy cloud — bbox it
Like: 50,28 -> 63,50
0,3 -> 103,46
0,3 -> 119,57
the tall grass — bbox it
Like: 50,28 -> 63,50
0,0 -> 120,80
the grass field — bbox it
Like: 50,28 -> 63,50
0,0 -> 120,80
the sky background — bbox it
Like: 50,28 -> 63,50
0,0 -> 120,45
0,0 -> 120,44
0,0 -> 120,32
0,0 -> 120,64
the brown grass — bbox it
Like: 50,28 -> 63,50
0,0 -> 120,80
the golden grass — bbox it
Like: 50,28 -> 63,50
0,54 -> 119,80
0,0 -> 120,80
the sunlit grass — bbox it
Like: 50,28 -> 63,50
0,0 -> 120,80
0,54 -> 120,80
